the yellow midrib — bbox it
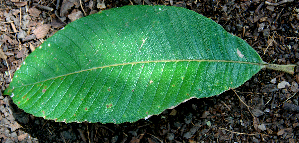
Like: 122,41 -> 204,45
14,59 -> 264,88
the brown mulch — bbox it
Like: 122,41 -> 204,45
1,0 -> 298,142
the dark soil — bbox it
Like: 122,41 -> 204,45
1,0 -> 299,142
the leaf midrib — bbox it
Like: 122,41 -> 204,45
16,59 -> 264,88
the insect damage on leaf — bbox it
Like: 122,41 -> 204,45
4,5 -> 294,124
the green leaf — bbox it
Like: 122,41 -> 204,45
4,5 -> 292,123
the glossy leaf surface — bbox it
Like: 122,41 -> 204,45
5,5 -> 264,123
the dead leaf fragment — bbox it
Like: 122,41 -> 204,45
29,7 -> 41,17
2,35 -> 13,44
10,122 -> 21,131
97,0 -> 106,9
18,133 -> 28,141
291,81 -> 299,92
68,10 -> 83,22
283,103 -> 299,112
60,0 -> 80,17
23,35 -> 36,42
16,48 -> 26,59
51,18 -> 66,28
33,24 -> 51,39
13,1 -> 27,7
277,128 -> 293,136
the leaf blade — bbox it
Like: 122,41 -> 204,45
5,5 -> 264,123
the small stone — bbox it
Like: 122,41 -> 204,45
252,108 -> 264,117
169,109 -> 177,116
263,29 -> 270,37
10,123 -> 21,131
166,133 -> 175,141
18,133 -> 28,141
264,108 -> 270,113
278,81 -> 291,89
270,78 -> 276,84
4,138 -> 14,143
183,132 -> 192,139
10,132 -> 17,141
291,81 -> 299,92
258,124 -> 266,131
111,135 -> 118,143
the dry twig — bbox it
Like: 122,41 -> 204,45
265,0 -> 294,6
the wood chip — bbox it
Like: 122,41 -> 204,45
29,43 -> 36,52
0,48 -> 7,60
33,24 -> 51,39
10,22 -> 17,33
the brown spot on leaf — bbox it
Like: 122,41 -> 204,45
108,88 -> 111,92
149,80 -> 153,84
22,95 -> 26,99
42,89 -> 46,93
106,104 -> 112,108
85,108 -> 87,111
